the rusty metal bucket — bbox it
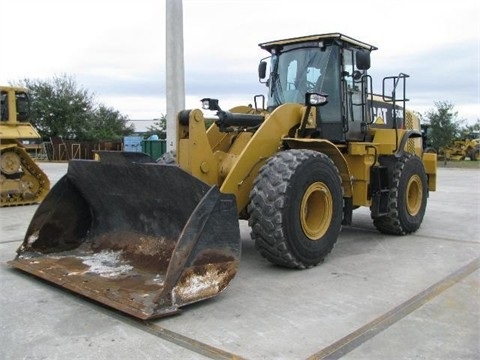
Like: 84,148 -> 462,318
9,152 -> 241,319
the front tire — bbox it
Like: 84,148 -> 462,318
248,150 -> 343,269
372,154 -> 428,235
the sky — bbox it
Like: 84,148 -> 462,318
1,0 -> 479,131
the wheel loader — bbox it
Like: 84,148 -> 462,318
441,131 -> 480,161
9,33 -> 437,319
0,86 -> 50,206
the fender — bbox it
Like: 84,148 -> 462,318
395,129 -> 422,158
282,138 -> 353,199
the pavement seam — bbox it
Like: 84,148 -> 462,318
106,310 -> 249,360
346,226 -> 480,245
305,257 -> 480,360
412,235 -> 480,245
0,239 -> 23,245
141,321 -> 249,360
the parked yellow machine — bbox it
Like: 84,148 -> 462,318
10,33 -> 436,319
442,131 -> 480,161
0,86 -> 50,206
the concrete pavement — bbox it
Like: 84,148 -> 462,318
1,162 -> 479,360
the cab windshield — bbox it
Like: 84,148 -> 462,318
267,44 -> 339,110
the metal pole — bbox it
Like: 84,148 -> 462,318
165,0 -> 185,152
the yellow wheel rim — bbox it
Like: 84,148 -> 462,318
21,174 -> 40,194
1,151 -> 21,175
300,182 -> 332,240
406,175 -> 422,216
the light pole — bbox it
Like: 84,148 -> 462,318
165,0 -> 185,152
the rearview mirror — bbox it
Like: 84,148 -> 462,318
356,50 -> 371,70
258,61 -> 267,80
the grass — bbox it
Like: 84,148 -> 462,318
437,159 -> 480,169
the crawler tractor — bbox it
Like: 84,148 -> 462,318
0,86 -> 50,206
10,33 -> 437,319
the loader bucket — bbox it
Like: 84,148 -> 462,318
9,152 -> 241,319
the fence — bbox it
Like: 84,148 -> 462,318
48,137 -> 122,161
31,137 -> 167,161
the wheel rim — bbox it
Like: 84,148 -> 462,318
1,151 -> 21,175
300,182 -> 332,240
21,174 -> 40,195
406,175 -> 422,216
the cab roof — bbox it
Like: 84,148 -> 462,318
0,86 -> 28,93
259,32 -> 378,52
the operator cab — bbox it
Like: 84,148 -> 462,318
0,88 -> 30,123
259,33 -> 382,143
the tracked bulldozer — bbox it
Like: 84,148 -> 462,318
1,86 -> 50,206
10,33 -> 437,319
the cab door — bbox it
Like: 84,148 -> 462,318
342,48 -> 368,141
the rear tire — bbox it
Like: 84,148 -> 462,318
372,154 -> 428,235
248,149 -> 343,269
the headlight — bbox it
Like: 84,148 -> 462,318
200,98 -> 221,111
305,93 -> 328,106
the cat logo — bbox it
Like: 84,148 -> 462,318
372,106 -> 389,124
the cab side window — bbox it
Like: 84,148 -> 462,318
16,92 -> 30,122
1,91 -> 8,121
343,50 -> 357,90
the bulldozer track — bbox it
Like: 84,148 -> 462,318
0,146 -> 50,207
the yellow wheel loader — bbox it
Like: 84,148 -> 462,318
10,33 -> 437,319
0,86 -> 50,206
441,131 -> 480,161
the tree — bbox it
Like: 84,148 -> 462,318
146,114 -> 167,139
86,104 -> 134,141
463,119 -> 480,133
424,101 -> 464,151
17,74 -> 134,141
